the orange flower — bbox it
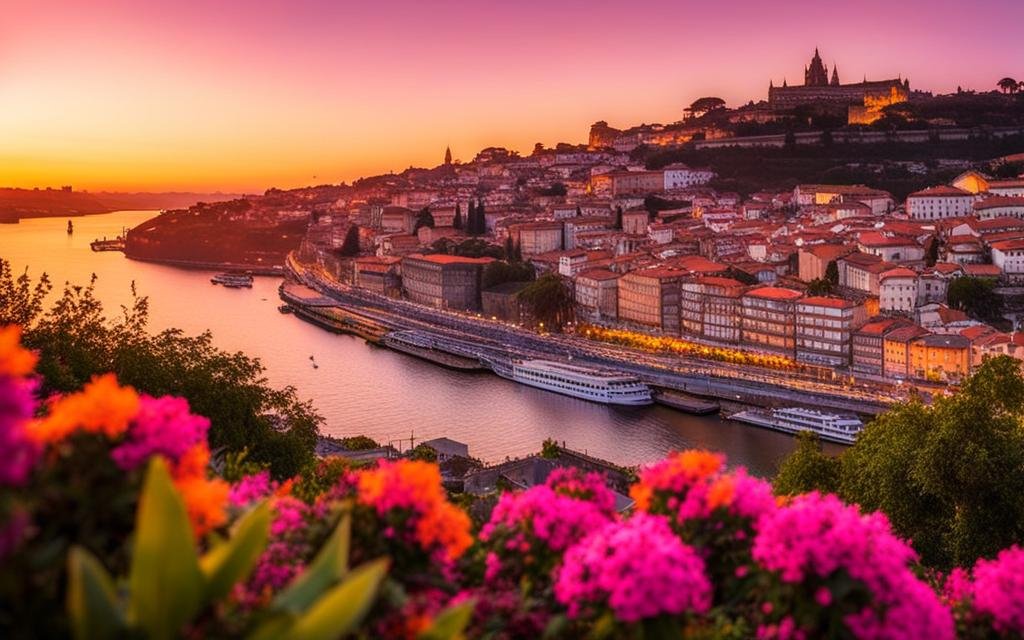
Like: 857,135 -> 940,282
676,450 -> 724,478
0,326 -> 37,377
416,501 -> 473,561
629,483 -> 653,512
172,442 -> 210,480
274,478 -> 295,497
175,474 -> 229,537
27,374 -> 140,444
707,475 -> 736,510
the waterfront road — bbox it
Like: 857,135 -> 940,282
288,258 -> 896,415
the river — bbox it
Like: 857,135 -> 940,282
1,210 -> 814,475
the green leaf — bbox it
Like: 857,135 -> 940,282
66,546 -> 125,640
417,600 -> 475,640
272,511 -> 351,614
200,500 -> 271,602
128,457 -> 204,640
284,558 -> 388,640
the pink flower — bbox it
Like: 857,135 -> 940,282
0,376 -> 39,486
753,492 -> 953,640
230,471 -> 275,508
555,513 -> 711,623
971,545 -> 1024,635
110,395 -> 209,471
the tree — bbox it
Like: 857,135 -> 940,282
947,276 -> 1003,321
805,278 -> 833,296
512,240 -> 523,263
998,77 -> 1019,94
685,96 -> 726,119
475,200 -> 486,235
840,356 -> 1024,568
825,260 -> 839,286
925,237 -> 940,266
575,205 -> 582,218
453,203 -> 463,230
614,206 -> 623,231
774,431 -> 840,496
339,225 -> 361,257
482,260 -> 535,290
504,235 -> 515,261
466,201 -> 477,235
413,207 -> 435,234
0,261 -> 320,479
516,273 -> 574,331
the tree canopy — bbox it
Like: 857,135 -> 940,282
0,260 -> 320,478
772,356 -> 1024,569
947,276 -> 1003,322
686,97 -> 726,118
516,273 -> 574,331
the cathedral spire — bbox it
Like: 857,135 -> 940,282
831,64 -> 840,86
444,146 -> 452,165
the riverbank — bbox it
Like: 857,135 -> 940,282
283,253 -> 892,418
124,254 -> 285,276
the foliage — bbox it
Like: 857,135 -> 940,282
516,273 -> 574,331
773,430 -> 840,496
6,328 -> 1024,638
686,97 -> 726,119
413,207 -> 435,234
0,261 -> 320,480
947,276 -> 1003,322
825,260 -> 839,286
338,225 -> 361,256
341,435 -> 380,451
452,203 -> 462,230
409,443 -> 438,463
840,356 -> 1024,569
482,260 -> 535,290
805,278 -> 833,296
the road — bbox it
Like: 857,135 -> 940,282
287,256 -> 897,415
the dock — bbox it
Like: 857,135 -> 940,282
652,389 -> 721,415
382,333 -> 485,372
280,283 -> 391,344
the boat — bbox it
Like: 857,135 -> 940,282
278,304 -> 293,314
383,330 -> 486,372
727,407 -> 864,445
490,358 -> 652,406
653,390 -> 720,415
210,271 -> 254,288
90,237 -> 126,252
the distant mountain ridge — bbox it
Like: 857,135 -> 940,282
0,188 -> 248,221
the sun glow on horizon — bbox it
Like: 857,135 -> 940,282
2,0 -> 1022,192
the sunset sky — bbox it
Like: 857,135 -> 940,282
3,0 -> 1022,192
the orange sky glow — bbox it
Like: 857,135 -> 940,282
2,0 -> 1022,192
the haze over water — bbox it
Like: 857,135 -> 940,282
2,211 -> 808,475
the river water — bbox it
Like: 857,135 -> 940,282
1,211 -> 811,475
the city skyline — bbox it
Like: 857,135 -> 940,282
3,0 -> 1023,192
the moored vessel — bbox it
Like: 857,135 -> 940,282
211,271 -> 254,288
727,406 -> 863,444
491,358 -> 652,406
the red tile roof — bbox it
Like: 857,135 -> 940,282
745,286 -> 803,301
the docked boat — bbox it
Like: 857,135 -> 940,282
491,358 -> 652,406
90,237 -> 126,252
211,272 -> 254,288
727,407 -> 864,445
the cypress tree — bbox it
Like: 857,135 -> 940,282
476,200 -> 486,234
339,225 -> 361,256
614,206 -> 623,230
453,203 -> 463,230
467,201 -> 477,235
504,235 -> 515,261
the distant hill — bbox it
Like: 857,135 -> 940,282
0,188 -> 247,221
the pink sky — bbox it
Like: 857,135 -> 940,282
2,0 -> 1022,192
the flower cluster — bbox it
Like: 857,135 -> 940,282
555,513 -> 712,623
356,459 -> 472,563
111,395 -> 210,471
752,492 -> 954,640
235,494 -> 317,609
480,467 -> 616,584
0,326 -> 39,487
943,545 -> 1024,637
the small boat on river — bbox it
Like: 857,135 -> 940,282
211,271 -> 254,288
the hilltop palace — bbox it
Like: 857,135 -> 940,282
768,49 -> 910,124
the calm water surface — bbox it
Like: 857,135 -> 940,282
1,211 -> 809,475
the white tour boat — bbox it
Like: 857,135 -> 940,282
210,272 -> 254,288
491,358 -> 653,406
727,406 -> 864,444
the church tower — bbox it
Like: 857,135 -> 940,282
444,146 -> 452,165
805,48 -> 829,87
830,64 -> 840,86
